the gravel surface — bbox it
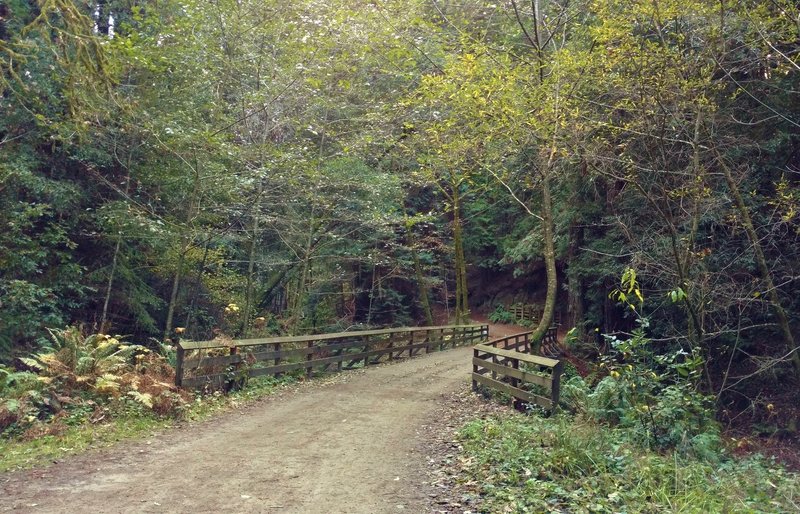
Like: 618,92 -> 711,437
1,323 -> 524,513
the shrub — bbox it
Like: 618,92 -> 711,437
488,305 -> 515,324
1,327 -> 186,438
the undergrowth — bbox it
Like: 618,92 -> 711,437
0,327 -> 298,471
488,305 -> 516,324
458,414 -> 799,513
462,280 -> 799,513
0,373 -> 295,472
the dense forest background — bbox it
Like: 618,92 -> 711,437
2,0 -> 799,431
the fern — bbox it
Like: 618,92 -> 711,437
127,391 -> 153,409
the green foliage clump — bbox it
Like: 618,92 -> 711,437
488,304 -> 515,324
559,317 -> 721,460
458,414 -> 799,513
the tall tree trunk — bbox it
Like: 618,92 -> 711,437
241,182 -> 263,336
100,175 -> 130,332
566,220 -> 585,339
184,241 -> 210,338
291,219 -> 316,327
452,188 -> 469,323
405,216 -> 434,325
164,156 -> 201,339
531,172 -> 557,349
163,241 -> 187,340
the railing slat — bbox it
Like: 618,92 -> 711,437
472,357 -> 552,389
179,324 -> 485,350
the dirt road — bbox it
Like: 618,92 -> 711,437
1,323 -> 531,513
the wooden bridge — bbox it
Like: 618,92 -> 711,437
176,324 -> 488,389
176,320 -> 563,411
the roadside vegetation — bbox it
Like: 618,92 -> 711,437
464,280 -> 799,513
458,413 -> 798,513
0,326 -> 297,471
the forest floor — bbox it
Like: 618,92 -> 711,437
0,322 -> 527,514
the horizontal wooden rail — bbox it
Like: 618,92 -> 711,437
472,333 -> 562,410
176,324 -> 489,389
485,330 -> 534,352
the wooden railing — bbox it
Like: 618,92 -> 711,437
509,304 -> 540,323
472,332 -> 563,410
176,324 -> 489,389
508,303 -> 561,326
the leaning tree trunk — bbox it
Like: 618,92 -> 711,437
100,235 -> 121,332
717,152 -> 800,378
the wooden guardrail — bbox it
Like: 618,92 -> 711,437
472,332 -> 563,410
176,324 -> 489,389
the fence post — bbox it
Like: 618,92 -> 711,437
511,356 -> 519,388
227,344 -> 242,390
551,360 -> 564,409
472,347 -> 479,392
275,342 -> 282,378
175,343 -> 185,387
306,341 -> 314,378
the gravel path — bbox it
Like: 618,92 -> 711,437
1,323 -> 527,514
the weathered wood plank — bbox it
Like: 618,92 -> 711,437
184,340 -> 366,368
249,344 -> 411,377
179,324 -> 486,350
175,345 -> 185,387
473,344 -> 559,367
183,353 -> 244,369
484,331 -> 534,349
551,360 -> 564,407
472,357 -> 553,389
472,373 -> 553,409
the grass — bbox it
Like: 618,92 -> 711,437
457,413 -> 800,513
0,374 -> 297,472
0,414 -> 172,472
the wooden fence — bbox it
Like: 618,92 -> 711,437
472,332 -> 563,410
176,324 -> 489,389
509,304 -> 540,323
508,304 -> 561,326
507,304 -> 561,327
